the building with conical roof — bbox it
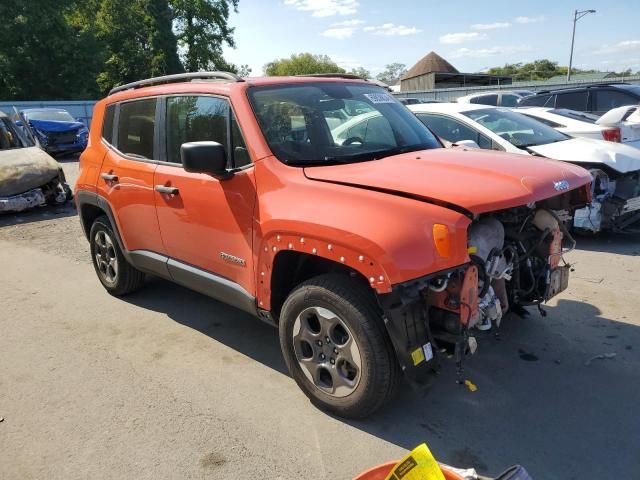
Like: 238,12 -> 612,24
400,51 -> 512,92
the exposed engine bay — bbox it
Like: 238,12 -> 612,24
378,196 -> 585,385
574,168 -> 640,233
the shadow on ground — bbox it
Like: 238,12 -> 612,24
574,231 -> 640,256
121,274 -> 640,480
0,202 -> 76,228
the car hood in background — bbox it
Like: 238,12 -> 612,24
0,147 -> 61,197
527,137 -> 640,173
28,119 -> 85,133
303,148 -> 591,215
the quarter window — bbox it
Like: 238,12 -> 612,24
117,99 -> 156,159
102,104 -> 115,144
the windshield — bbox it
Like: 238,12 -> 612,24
0,117 -> 32,150
464,107 -> 569,148
248,82 -> 441,165
26,110 -> 75,122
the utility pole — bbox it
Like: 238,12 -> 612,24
567,9 -> 596,82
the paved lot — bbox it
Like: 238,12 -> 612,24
1,157 -> 639,480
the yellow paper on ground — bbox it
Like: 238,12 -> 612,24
383,443 -> 445,480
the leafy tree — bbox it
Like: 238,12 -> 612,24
264,53 -> 345,76
171,0 -> 239,72
0,0 -> 101,99
96,0 -> 182,94
488,59 -> 573,81
236,64 -> 252,77
376,63 -> 407,86
347,66 -> 371,79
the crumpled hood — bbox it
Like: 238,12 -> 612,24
29,119 -> 85,133
0,147 -> 61,197
303,148 -> 592,215
527,137 -> 640,173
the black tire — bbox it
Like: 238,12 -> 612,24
279,274 -> 400,418
89,215 -> 145,296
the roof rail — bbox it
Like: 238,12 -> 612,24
297,73 -> 368,80
108,71 -> 243,96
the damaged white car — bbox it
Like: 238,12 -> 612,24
0,111 -> 72,213
409,103 -> 640,233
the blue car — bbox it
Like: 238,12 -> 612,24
17,108 -> 88,155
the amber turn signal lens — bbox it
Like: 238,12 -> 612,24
433,223 -> 451,258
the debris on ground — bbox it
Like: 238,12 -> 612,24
464,379 -> 478,392
584,353 -> 617,366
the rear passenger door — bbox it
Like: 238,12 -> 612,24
153,95 -> 256,294
98,98 -> 166,255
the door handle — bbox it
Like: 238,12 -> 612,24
155,185 -> 179,195
101,173 -> 118,182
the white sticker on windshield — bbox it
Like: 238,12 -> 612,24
364,93 -> 395,104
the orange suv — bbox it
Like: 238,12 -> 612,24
75,72 -> 592,418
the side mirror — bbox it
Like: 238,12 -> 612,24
15,119 -> 23,127
181,141 -> 230,179
455,139 -> 480,149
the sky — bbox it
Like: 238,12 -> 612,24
222,0 -> 640,77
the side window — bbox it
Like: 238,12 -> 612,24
416,113 -> 483,146
166,96 -> 228,164
470,94 -> 498,106
520,95 -> 549,107
556,92 -> 588,110
231,112 -> 251,168
500,94 -> 520,107
477,133 -> 494,149
102,104 -> 115,144
543,94 -> 557,108
595,90 -> 638,112
117,99 -> 156,159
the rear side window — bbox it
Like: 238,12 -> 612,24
595,90 -> 639,112
166,96 -> 229,165
556,92 -> 588,111
520,94 -> 550,107
470,94 -> 498,106
117,99 -> 156,159
500,94 -> 520,107
102,104 -> 115,144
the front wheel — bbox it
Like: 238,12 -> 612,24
279,274 -> 400,418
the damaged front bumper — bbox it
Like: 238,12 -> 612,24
0,188 -> 46,213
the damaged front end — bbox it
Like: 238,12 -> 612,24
574,168 -> 640,233
378,189 -> 588,385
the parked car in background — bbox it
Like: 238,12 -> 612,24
17,108 -> 89,156
75,72 -> 592,417
457,90 -> 535,107
409,103 -> 640,233
596,105 -> 640,149
0,112 -> 72,213
518,83 -> 640,116
517,107 -> 625,142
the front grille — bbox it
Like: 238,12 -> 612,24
48,130 -> 78,145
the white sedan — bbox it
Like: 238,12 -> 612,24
408,102 -> 640,233
516,106 -> 640,148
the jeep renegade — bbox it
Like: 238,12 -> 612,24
75,72 -> 592,418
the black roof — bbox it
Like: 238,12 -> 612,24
530,82 -> 640,96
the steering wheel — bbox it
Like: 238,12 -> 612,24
343,136 -> 364,146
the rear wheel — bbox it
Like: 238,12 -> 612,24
89,215 -> 145,296
279,274 -> 400,418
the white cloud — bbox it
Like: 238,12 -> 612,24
448,45 -> 532,58
331,19 -> 364,27
514,16 -> 545,24
363,23 -> 421,36
322,27 -> 355,39
439,32 -> 487,44
471,22 -> 511,30
594,40 -> 640,55
283,0 -> 358,17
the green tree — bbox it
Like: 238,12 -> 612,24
264,53 -> 345,76
96,0 -> 182,94
0,0 -> 101,99
347,66 -> 371,79
487,59 -> 575,81
376,63 -> 407,86
171,0 -> 239,72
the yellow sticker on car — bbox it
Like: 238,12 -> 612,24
411,347 -> 425,366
